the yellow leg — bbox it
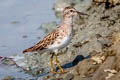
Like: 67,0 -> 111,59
50,54 -> 57,73
55,55 -> 65,73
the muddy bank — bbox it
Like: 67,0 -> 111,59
41,32 -> 120,80
40,1 -> 120,80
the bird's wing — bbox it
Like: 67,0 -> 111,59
23,29 -> 59,54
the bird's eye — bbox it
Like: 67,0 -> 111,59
70,10 -> 73,12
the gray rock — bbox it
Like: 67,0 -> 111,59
1,58 -> 15,65
64,73 -> 74,80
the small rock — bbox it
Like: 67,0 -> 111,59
104,69 -> 117,74
108,72 -> 120,80
64,73 -> 74,80
73,42 -> 82,48
1,58 -> 15,65
32,68 -> 44,76
96,34 -> 102,39
91,53 -> 106,64
104,69 -> 117,80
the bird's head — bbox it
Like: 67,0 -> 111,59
63,6 -> 88,18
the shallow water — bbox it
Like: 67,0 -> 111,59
0,0 -> 56,57
0,63 -> 33,79
0,0 -> 56,79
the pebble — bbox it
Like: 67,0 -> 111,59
64,73 -> 74,80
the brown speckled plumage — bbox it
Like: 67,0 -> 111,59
23,29 -> 59,53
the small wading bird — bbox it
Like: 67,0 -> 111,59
23,6 -> 88,74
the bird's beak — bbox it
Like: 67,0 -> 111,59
75,11 -> 89,16
77,11 -> 88,16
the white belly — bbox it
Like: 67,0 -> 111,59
48,32 -> 72,50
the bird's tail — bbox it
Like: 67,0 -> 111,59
23,46 -> 35,54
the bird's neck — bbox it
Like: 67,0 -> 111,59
62,16 -> 73,27
59,16 -> 73,36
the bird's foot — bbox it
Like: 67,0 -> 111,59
51,69 -> 66,74
50,54 -> 66,74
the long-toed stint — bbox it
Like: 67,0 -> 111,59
23,6 -> 87,74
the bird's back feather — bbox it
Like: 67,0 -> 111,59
23,29 -> 59,54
